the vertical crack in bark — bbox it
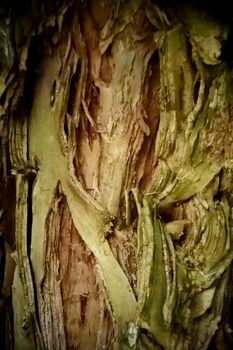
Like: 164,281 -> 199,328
14,174 -> 44,349
9,109 -> 44,348
135,51 -> 160,190
0,116 -> 15,348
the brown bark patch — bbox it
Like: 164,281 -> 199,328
58,192 -> 115,350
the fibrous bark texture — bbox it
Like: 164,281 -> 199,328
1,0 -> 233,349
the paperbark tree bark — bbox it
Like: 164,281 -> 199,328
1,1 -> 233,349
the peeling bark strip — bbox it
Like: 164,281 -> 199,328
1,0 -> 233,349
13,174 -> 44,350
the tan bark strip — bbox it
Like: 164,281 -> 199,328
8,81 -> 44,348
132,189 -> 172,349
14,174 -> 44,349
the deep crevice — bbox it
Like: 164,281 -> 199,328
0,235 -> 5,296
66,59 -> 82,117
136,50 -> 160,190
25,175 -> 44,345
220,24 -> 233,65
64,113 -> 69,139
23,36 -> 43,111
0,296 -> 14,349
26,175 -> 35,255
193,78 -> 200,105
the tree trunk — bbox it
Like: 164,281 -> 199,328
1,1 -> 233,349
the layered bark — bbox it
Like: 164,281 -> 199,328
1,1 -> 233,349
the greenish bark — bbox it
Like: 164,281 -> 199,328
1,1 -> 233,349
